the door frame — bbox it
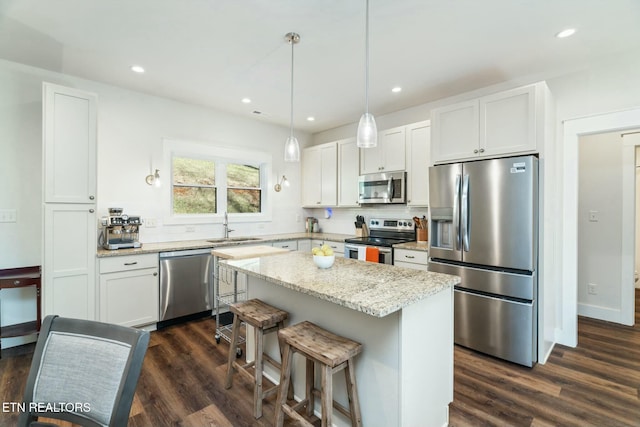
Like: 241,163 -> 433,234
561,107 -> 640,347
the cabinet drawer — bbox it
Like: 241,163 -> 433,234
324,241 -> 344,254
394,261 -> 429,271
394,249 -> 429,265
99,253 -> 158,274
272,240 -> 298,251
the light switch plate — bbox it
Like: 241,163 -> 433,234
0,209 -> 17,223
588,210 -> 599,222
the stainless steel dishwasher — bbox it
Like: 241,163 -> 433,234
158,248 -> 213,328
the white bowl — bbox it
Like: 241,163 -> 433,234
313,254 -> 335,269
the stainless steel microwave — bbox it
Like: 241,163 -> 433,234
358,171 -> 406,204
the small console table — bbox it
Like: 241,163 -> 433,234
0,266 -> 41,356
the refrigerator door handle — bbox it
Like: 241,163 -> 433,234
461,174 -> 470,252
453,174 -> 461,250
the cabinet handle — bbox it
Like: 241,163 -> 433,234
124,262 -> 138,266
89,209 -> 95,213
479,148 -> 485,153
13,280 -> 21,285
405,255 -> 415,259
89,195 -> 95,200
316,201 -> 321,204
408,199 -> 411,203
153,272 -> 158,276
473,149 -> 479,154
282,245 -> 289,248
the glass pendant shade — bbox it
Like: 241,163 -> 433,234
284,135 -> 300,162
357,112 -> 378,148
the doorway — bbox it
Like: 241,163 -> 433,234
561,107 -> 640,347
577,130 -> 639,326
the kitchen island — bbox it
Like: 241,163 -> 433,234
221,252 -> 459,427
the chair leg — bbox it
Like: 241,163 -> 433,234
253,325 -> 264,418
345,359 -> 362,427
274,343 -> 293,427
225,314 -> 241,389
320,364 -> 333,427
305,358 -> 314,417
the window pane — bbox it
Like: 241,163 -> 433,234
227,189 -> 261,213
173,187 -> 216,214
227,164 -> 260,188
173,157 -> 215,185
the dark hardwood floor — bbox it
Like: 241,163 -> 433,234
2,290 -> 639,427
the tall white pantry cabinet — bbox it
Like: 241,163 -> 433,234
42,83 -> 97,320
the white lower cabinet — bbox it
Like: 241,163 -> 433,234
297,239 -> 311,252
43,204 -> 97,320
312,240 -> 344,255
99,254 -> 159,327
272,240 -> 298,251
394,248 -> 429,271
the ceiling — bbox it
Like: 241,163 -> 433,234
1,0 -> 640,134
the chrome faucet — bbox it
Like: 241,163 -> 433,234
223,211 -> 234,238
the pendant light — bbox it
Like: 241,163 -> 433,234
284,32 -> 301,162
356,0 -> 377,148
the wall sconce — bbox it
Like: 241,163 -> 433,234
274,175 -> 289,192
146,169 -> 161,187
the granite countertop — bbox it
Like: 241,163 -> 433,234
222,252 -> 459,318
96,232 -> 352,258
393,241 -> 430,251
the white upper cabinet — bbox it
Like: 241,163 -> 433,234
405,121 -> 431,206
302,142 -> 337,207
431,82 -> 546,164
43,83 -> 97,203
337,137 -> 360,207
480,84 -> 536,158
431,100 -> 479,163
360,126 -> 406,174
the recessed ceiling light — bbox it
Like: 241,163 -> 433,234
307,116 -> 315,121
241,98 -> 251,104
392,87 -> 402,93
555,28 -> 576,39
130,65 -> 145,73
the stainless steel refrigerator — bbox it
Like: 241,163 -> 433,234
428,155 -> 538,366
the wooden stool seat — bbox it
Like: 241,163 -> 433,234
275,321 -> 363,427
225,299 -> 289,419
229,299 -> 288,329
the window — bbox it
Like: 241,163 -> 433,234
227,163 -> 261,213
172,157 -> 216,214
170,155 -> 266,216
164,138 -> 272,223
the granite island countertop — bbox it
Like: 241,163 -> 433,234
96,232 -> 352,258
222,251 -> 459,318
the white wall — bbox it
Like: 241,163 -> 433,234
0,58 -> 309,347
578,132 -> 623,317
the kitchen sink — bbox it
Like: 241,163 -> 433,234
207,237 -> 262,243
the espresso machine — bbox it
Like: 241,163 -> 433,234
100,208 -> 143,250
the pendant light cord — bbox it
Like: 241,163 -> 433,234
365,0 -> 370,115
290,36 -> 295,138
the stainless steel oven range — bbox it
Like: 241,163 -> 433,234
344,218 -> 416,264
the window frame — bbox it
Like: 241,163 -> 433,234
162,138 -> 272,225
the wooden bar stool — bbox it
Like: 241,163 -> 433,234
275,321 -> 363,427
225,299 -> 289,419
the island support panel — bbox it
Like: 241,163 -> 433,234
245,275 -> 453,427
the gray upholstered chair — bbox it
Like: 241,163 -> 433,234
18,315 -> 150,427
